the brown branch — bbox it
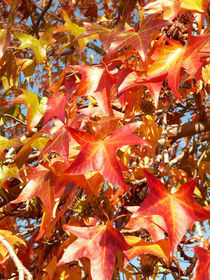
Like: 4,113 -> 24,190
168,116 -> 210,140
34,0 -> 53,36
120,228 -> 142,235
0,112 -> 26,126
159,112 -> 175,192
0,234 -> 32,280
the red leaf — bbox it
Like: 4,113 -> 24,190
11,162 -> 86,219
58,222 -> 130,280
108,14 -> 170,61
131,169 -> 210,255
147,35 -> 209,101
65,123 -> 150,193
11,165 -> 55,218
43,76 -> 76,125
117,68 -> 165,108
0,29 -> 10,60
191,246 -> 210,280
39,125 -> 70,162
72,64 -> 117,115
125,213 -> 167,241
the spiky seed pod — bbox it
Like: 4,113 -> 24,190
73,199 -> 92,219
140,97 -> 155,114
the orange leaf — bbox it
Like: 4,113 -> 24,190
124,236 -> 170,266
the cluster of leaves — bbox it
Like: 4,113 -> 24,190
0,0 -> 209,279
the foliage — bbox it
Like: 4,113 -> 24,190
0,0 -> 209,279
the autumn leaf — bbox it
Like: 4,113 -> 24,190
71,64 -> 117,115
0,165 -> 20,189
107,14 -> 170,61
143,0 -> 181,20
0,29 -> 10,60
58,222 -> 130,280
14,27 -> 55,64
39,125 -> 70,162
125,214 -> 167,242
11,162 -> 86,218
77,23 -> 119,51
43,75 -> 77,125
147,35 -> 209,101
130,169 -> 210,255
0,230 -> 25,262
65,123 -> 150,193
116,68 -> 164,108
10,90 -> 47,132
144,0 -> 205,20
124,236 -> 170,266
55,10 -> 90,49
191,246 -> 210,280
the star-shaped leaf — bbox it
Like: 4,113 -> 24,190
14,27 -> 55,64
11,162 -> 86,218
130,169 -> 210,255
107,14 -> 170,61
147,35 -> 209,101
117,68 -> 165,107
43,75 -> 76,125
58,222 -> 130,280
72,64 -> 117,115
65,123 -> 150,193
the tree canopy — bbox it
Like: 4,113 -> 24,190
0,0 -> 209,279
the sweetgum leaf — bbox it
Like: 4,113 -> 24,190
58,222 -> 130,280
107,14 -> 171,61
131,169 -> 210,255
65,123 -> 150,193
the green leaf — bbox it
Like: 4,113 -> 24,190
14,27 -> 55,64
0,165 -> 20,188
11,90 -> 47,132
56,11 -> 89,49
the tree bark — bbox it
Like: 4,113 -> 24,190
167,116 -> 210,140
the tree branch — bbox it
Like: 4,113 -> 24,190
167,116 -> 210,140
159,112 -> 175,191
34,0 -> 53,36
0,112 -> 26,126
0,234 -> 32,280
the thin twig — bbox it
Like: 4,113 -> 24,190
77,259 -> 88,280
0,112 -> 26,126
169,145 -> 193,167
34,0 -> 53,36
0,234 -> 33,280
194,149 -> 207,178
